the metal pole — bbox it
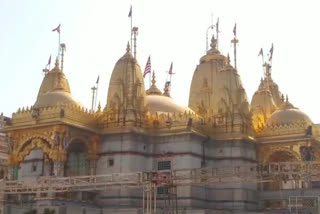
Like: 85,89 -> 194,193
143,187 -> 145,214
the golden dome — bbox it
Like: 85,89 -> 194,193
266,98 -> 312,126
146,95 -> 193,114
34,60 -> 81,108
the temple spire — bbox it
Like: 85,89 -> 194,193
126,41 -> 131,53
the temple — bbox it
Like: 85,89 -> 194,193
1,16 -> 320,214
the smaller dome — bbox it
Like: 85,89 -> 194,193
266,98 -> 312,126
251,79 -> 276,114
34,91 -> 81,108
34,59 -> 81,108
146,95 -> 193,114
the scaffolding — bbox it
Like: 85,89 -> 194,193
1,161 -> 320,214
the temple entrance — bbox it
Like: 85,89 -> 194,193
64,140 -> 89,176
264,150 -> 300,191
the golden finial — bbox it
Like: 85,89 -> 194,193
210,34 -> 217,49
151,71 -> 156,86
126,41 -> 131,53
54,57 -> 60,70
97,102 -> 101,112
227,53 -> 231,65
146,70 -> 162,95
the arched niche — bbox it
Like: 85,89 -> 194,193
64,138 -> 89,177
17,147 -> 54,179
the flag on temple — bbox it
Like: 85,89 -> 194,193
269,43 -> 274,61
52,24 -> 61,33
47,55 -> 51,66
168,62 -> 175,75
128,6 -> 132,17
143,56 -> 151,78
233,23 -> 237,36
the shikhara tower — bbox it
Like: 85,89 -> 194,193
2,14 -> 320,214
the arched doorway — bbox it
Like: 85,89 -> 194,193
18,148 -> 54,178
264,150 -> 300,191
64,140 -> 89,176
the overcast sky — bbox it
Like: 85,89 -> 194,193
1,0 -> 319,123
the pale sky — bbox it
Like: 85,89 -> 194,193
1,0 -> 319,123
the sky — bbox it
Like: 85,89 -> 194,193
0,0 -> 319,122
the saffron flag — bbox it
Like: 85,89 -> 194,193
168,62 -> 175,75
143,56 -> 151,78
47,55 -> 52,66
233,23 -> 237,36
268,43 -> 274,61
52,24 -> 61,33
128,6 -> 132,17
258,48 -> 263,57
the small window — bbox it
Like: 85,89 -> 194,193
157,187 -> 169,194
158,161 -> 171,170
31,164 -> 37,172
108,158 -> 114,167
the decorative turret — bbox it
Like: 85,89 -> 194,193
263,63 -> 282,107
105,43 -> 147,127
251,78 -> 277,131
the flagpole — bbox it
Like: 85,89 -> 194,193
130,6 -> 133,51
94,81 -> 99,111
149,71 -> 152,88
58,30 -> 61,59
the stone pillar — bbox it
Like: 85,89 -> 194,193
89,159 -> 97,175
10,165 -> 19,180
53,161 -> 65,177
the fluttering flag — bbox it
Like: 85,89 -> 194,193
233,23 -> 237,36
268,43 -> 274,61
96,75 -> 100,84
128,6 -> 132,17
258,48 -> 263,57
143,56 -> 151,78
47,55 -> 52,66
168,62 -> 175,75
52,24 -> 61,33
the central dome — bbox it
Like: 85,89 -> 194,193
146,95 -> 193,114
